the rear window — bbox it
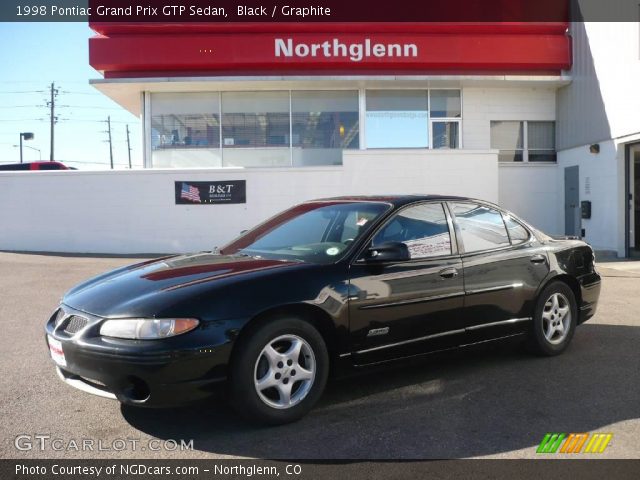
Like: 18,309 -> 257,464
37,163 -> 67,170
0,164 -> 30,170
451,202 -> 510,253
503,214 -> 529,244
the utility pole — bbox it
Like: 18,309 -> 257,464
47,82 -> 58,161
106,116 -> 113,169
126,124 -> 132,168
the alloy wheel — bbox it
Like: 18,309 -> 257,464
541,292 -> 571,345
253,334 -> 316,409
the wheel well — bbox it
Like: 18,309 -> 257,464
540,274 -> 582,307
231,304 -> 340,363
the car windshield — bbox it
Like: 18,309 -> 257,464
220,201 -> 390,264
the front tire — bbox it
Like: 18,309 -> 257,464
229,316 -> 329,425
527,281 -> 577,356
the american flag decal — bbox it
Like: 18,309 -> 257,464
180,183 -> 201,203
175,180 -> 245,205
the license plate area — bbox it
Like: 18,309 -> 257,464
47,335 -> 66,367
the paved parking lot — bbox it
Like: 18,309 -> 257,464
1,252 -> 639,459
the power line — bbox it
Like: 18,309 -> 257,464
61,105 -> 130,110
60,90 -> 101,95
0,119 -> 47,122
0,118 -> 138,124
0,80 -> 88,84
0,105 -> 46,109
61,118 -> 137,124
0,90 -> 47,95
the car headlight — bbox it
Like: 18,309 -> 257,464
100,318 -> 199,340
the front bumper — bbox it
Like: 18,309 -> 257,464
44,305 -> 233,407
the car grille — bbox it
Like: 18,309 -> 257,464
62,315 -> 89,334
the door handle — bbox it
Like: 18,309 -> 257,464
439,267 -> 459,278
530,254 -> 546,264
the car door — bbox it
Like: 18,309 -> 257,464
448,201 -> 550,341
348,202 -> 466,364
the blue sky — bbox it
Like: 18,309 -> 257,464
0,23 -> 141,168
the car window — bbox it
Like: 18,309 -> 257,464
0,163 -> 30,170
38,163 -> 64,170
503,214 -> 529,244
451,202 -> 510,253
220,202 -> 389,264
254,209 -> 333,248
372,203 -> 452,259
338,209 -> 379,243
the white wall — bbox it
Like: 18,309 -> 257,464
460,86 -> 561,236
557,140 -> 620,254
557,138 -> 633,256
0,150 -> 498,254
1,83 -> 567,255
498,164 -> 560,235
463,87 -> 556,149
554,21 -> 640,257
153,148 -> 223,168
557,22 -> 640,150
580,22 -> 640,141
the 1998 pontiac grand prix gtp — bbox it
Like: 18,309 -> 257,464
45,196 -> 601,424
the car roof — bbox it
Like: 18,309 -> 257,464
310,195 -> 498,208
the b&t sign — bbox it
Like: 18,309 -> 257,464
175,180 -> 246,205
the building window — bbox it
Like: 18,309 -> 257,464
490,121 -> 523,162
430,90 -> 461,149
149,91 -> 360,168
150,93 -> 222,168
221,91 -> 290,167
490,120 -> 556,162
429,90 -> 461,118
291,91 -> 359,167
365,90 -> 460,149
365,90 -> 429,148
148,89 -> 466,168
527,121 -> 556,162
432,121 -> 460,149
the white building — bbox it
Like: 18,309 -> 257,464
1,19 -> 638,257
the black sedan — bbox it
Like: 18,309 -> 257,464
45,196 -> 601,424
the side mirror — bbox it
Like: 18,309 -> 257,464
364,241 -> 410,262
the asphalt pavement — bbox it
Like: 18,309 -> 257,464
1,252 -> 639,459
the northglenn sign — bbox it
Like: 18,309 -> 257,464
89,23 -> 571,77
275,38 -> 418,62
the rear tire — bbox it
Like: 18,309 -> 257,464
527,281 -> 577,356
229,316 -> 329,425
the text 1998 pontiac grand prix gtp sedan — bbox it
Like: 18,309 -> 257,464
45,196 -> 601,424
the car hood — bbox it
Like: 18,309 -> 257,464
63,252 -> 303,318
